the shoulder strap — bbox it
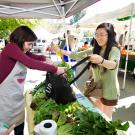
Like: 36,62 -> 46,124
70,56 -> 90,70
60,56 -> 90,75
69,62 -> 91,84
60,56 -> 91,84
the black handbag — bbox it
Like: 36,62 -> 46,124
45,57 -> 91,104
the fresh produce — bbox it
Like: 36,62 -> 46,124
72,110 -> 129,135
34,99 -> 60,124
30,81 -> 46,110
58,123 -> 75,135
32,81 -> 45,96
30,67 -> 129,135
58,61 -> 74,82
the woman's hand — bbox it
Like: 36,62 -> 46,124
90,54 -> 117,69
89,54 -> 103,64
56,67 -> 66,75
3,124 -> 16,135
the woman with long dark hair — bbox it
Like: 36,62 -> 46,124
52,23 -> 120,119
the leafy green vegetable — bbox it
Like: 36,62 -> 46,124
58,123 -> 75,135
32,81 -> 45,96
31,81 -> 129,135
58,61 -> 74,82
57,112 -> 67,126
34,99 -> 59,124
72,110 -> 129,135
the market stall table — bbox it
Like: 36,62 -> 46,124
120,51 -> 135,73
25,84 -> 129,135
24,57 -> 128,135
25,84 -> 111,135
25,91 -> 35,135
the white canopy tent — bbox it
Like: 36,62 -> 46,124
0,0 -> 99,19
78,0 -> 135,26
77,0 -> 135,90
34,28 -> 54,40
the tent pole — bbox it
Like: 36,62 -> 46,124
62,3 -> 71,63
122,15 -> 133,90
63,18 -> 70,54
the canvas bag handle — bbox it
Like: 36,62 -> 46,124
60,56 -> 91,84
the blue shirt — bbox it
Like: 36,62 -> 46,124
63,46 -> 76,62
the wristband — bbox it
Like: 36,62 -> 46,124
100,58 -> 104,64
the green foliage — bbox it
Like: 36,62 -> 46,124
32,81 -> 45,96
31,81 -> 129,135
58,61 -> 74,82
83,31 -> 93,37
58,123 -> 75,135
57,112 -> 67,126
0,18 -> 39,39
30,81 -> 46,110
34,99 -> 60,124
72,110 -> 129,135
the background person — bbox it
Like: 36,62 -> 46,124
63,35 -> 78,62
59,30 -> 71,49
52,23 -> 120,119
0,26 -> 65,135
78,41 -> 90,51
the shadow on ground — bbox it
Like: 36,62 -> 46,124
113,103 -> 135,124
112,71 -> 135,124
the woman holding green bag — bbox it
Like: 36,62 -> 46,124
51,23 -> 120,119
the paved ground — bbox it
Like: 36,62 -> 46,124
113,71 -> 135,123
113,71 -> 135,134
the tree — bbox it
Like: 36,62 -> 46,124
83,31 -> 94,42
70,10 -> 86,25
0,18 -> 39,39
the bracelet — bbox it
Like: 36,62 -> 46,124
100,58 -> 104,64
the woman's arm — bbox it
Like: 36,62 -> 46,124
69,48 -> 93,60
26,52 -> 46,61
5,44 -> 57,73
100,58 -> 117,69
3,124 -> 16,135
52,44 -> 93,60
90,47 -> 120,70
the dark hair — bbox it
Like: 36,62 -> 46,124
90,38 -> 95,46
63,30 -> 70,38
84,41 -> 88,44
93,23 -> 118,70
10,26 -> 37,49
